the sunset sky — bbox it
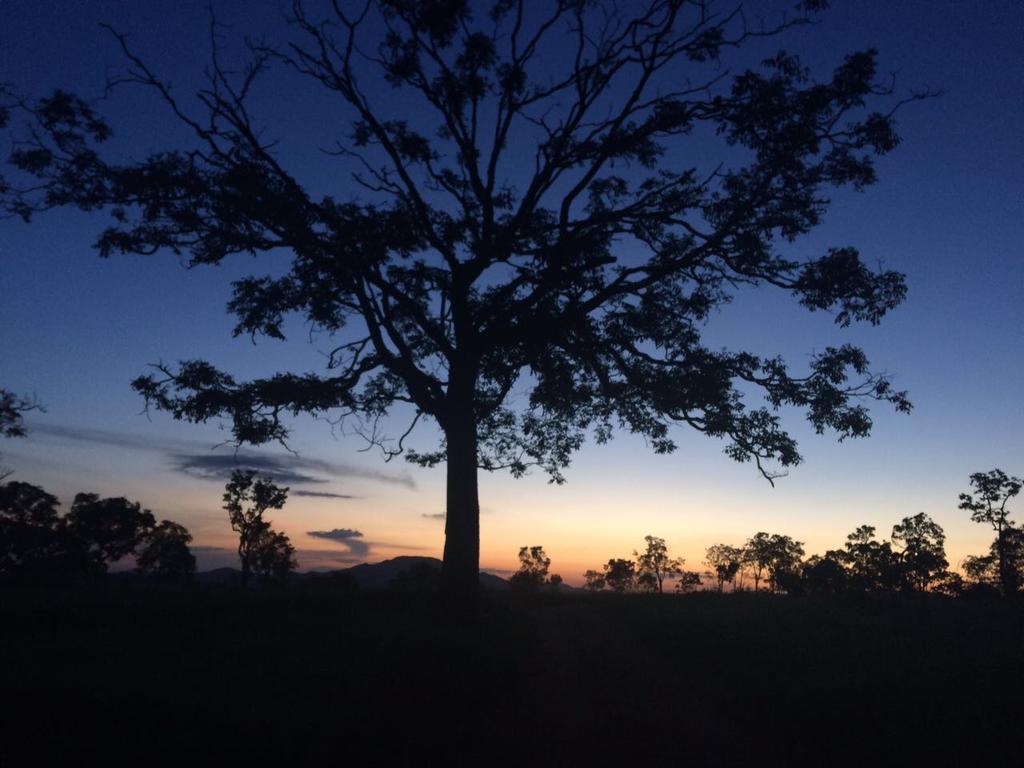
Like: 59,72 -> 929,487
2,0 -> 1022,583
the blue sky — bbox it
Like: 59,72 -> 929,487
1,1 -> 1022,579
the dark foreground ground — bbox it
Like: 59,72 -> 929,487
2,585 -> 1022,766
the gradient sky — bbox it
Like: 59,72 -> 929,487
2,1 -> 1022,582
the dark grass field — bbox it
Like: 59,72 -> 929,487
2,585 -> 1022,766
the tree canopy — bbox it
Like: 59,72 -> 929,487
1,0 -> 922,613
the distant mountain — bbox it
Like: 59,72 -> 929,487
338,555 -> 510,591
193,557 -> 511,591
194,567 -> 242,586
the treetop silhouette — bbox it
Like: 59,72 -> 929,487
2,0 -> 923,615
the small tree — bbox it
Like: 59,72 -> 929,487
603,559 -> 636,593
842,525 -> 899,593
136,520 -> 196,579
675,571 -> 702,594
959,469 -> 1022,595
223,469 -> 292,587
253,528 -> 298,582
705,543 -> 744,592
764,534 -> 805,592
891,512 -> 947,591
744,533 -> 774,592
634,535 -> 683,594
509,545 -> 552,591
961,554 -> 996,588
801,552 -> 848,596
583,569 -> 606,591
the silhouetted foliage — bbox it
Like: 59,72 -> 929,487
841,525 -> 900,593
959,469 -> 1022,595
136,520 -> 196,579
0,389 -> 40,439
634,535 -> 684,593
674,571 -> 702,593
509,545 -> 552,591
222,469 -> 295,586
961,527 -> 1024,595
2,1 -> 921,615
743,533 -> 772,592
0,389 -> 42,479
743,532 -> 804,592
891,512 -> 948,591
705,544 -> 744,592
0,480 -> 66,578
932,571 -> 965,597
65,493 -> 156,574
961,554 -> 997,589
253,528 -> 298,582
764,535 -> 805,592
582,569 -> 606,591
0,480 -> 196,581
603,559 -> 636,593
800,552 -> 848,596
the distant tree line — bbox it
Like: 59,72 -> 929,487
580,536 -> 701,593
0,480 -> 194,580
569,468 -> 1021,598
0,469 -> 298,585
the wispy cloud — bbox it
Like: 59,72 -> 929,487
30,422 -> 196,453
172,453 -> 327,485
27,421 -> 416,490
292,490 -> 356,499
422,512 -> 446,520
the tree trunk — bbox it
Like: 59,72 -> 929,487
442,408 -> 480,623
237,536 -> 249,588
996,523 -> 1008,596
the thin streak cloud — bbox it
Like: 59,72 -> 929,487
27,421 -> 416,489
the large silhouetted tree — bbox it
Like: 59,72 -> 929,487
959,469 -> 1022,596
2,1 -> 922,616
